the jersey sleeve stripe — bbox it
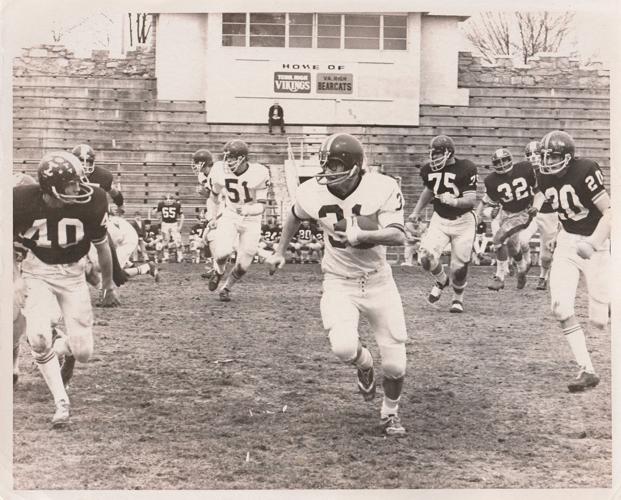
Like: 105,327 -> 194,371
385,223 -> 405,233
591,190 -> 607,204
92,234 -> 109,246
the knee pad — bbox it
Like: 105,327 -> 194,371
419,249 -> 433,271
232,264 -> 247,279
550,298 -> 574,322
451,263 -> 469,286
379,344 -> 406,379
328,325 -> 358,363
541,255 -> 553,269
589,298 -> 609,329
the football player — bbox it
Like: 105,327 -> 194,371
533,130 -> 610,392
191,149 -> 221,278
86,209 -> 159,285
204,140 -> 271,302
156,194 -> 184,262
474,148 -> 538,290
71,144 -> 125,214
406,135 -> 478,313
14,151 -> 120,427
12,172 -> 37,385
267,133 -> 408,436
518,140 -> 561,290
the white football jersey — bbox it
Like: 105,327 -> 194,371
197,171 -> 209,190
107,215 -> 137,247
207,161 -> 270,217
294,172 -> 405,277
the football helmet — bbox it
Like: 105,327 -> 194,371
491,148 -> 513,174
192,149 -> 214,175
164,193 -> 174,203
524,140 -> 541,168
540,130 -> 575,175
71,144 -> 96,175
38,151 -> 94,204
223,140 -> 249,174
316,133 -> 364,186
429,135 -> 455,171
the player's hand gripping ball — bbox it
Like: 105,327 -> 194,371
333,215 -> 379,249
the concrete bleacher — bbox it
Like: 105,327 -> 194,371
12,74 -> 610,228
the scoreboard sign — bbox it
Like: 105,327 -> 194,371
274,72 -> 311,93
316,73 -> 353,94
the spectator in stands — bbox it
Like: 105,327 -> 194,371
268,101 -> 285,134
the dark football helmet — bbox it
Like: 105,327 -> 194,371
38,151 -> 94,204
316,133 -> 364,186
491,148 -> 513,174
223,140 -> 249,174
192,149 -> 214,176
71,144 -> 96,175
540,130 -> 575,175
524,140 -> 541,168
429,135 -> 455,171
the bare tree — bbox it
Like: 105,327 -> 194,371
463,11 -> 575,64
464,12 -> 512,64
127,13 -> 152,47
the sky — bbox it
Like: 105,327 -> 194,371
0,0 -> 618,66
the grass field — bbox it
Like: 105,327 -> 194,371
12,263 -> 611,490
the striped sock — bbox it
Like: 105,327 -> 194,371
563,324 -> 594,373
36,351 -> 69,404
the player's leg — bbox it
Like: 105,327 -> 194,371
173,227 -> 183,262
22,276 -> 70,424
518,217 -> 538,276
320,277 -> 374,401
507,231 -> 528,290
208,217 -> 238,291
363,272 -> 407,435
448,213 -> 476,312
549,232 -> 598,392
419,214 -> 450,304
536,213 -> 560,290
584,246 -> 610,330
219,220 -> 262,301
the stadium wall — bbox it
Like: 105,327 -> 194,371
457,52 -> 610,89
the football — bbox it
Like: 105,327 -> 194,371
333,215 -> 379,249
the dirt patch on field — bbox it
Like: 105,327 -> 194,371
13,264 -> 611,489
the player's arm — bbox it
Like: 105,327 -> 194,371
474,193 -> 496,220
408,186 -> 433,220
267,203 -> 308,274
341,185 -> 406,247
577,192 -> 611,259
438,190 -> 477,210
236,179 -> 269,217
108,187 -> 124,211
177,205 -> 184,230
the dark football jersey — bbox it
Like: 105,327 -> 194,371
87,165 -> 114,192
484,161 -> 536,213
14,184 -> 108,265
420,158 -> 478,219
297,227 -> 313,241
536,158 -> 607,236
157,200 -> 183,223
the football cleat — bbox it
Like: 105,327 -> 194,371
449,300 -> 464,314
52,399 -> 71,427
567,370 -> 600,393
487,275 -> 505,291
208,270 -> 223,292
60,354 -> 76,389
427,276 -> 449,305
219,288 -> 231,302
516,270 -> 527,290
148,261 -> 160,283
357,366 -> 376,402
536,277 -> 548,290
380,414 -> 406,436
